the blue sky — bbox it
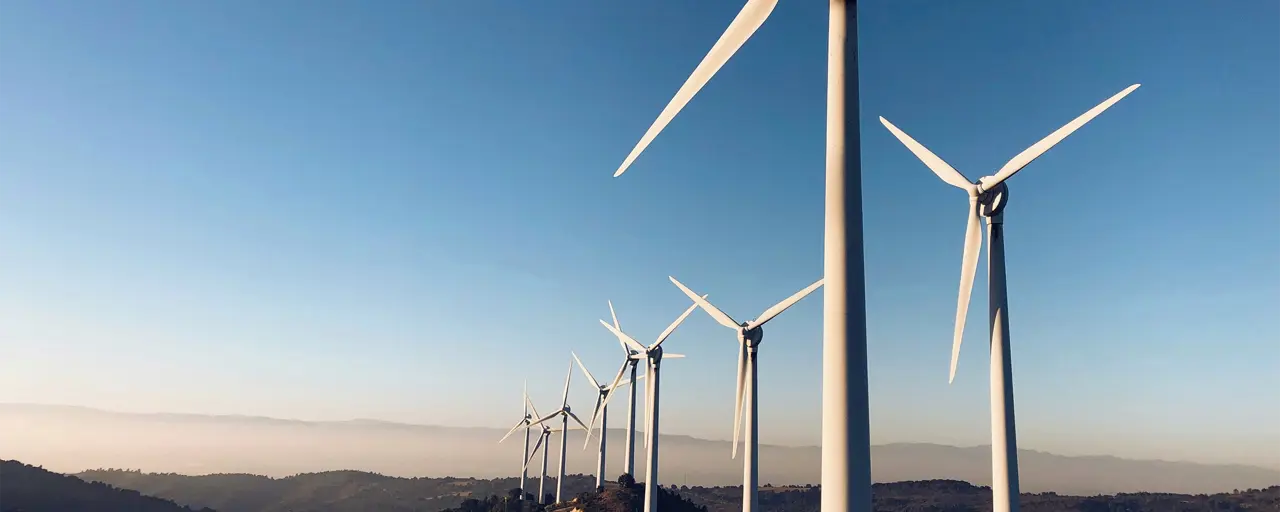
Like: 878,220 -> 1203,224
1,1 -> 1276,468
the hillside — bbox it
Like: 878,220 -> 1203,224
0,459 -> 214,512
77,469 -> 1280,512
76,469 -> 600,512
9,403 -> 1278,495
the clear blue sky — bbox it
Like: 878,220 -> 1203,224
1,1 -> 1276,468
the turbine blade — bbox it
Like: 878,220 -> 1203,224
669,276 -> 739,329
525,396 -> 541,422
613,0 -> 780,178
499,418 -> 526,444
609,300 -> 629,355
572,352 -> 601,389
732,342 -> 746,459
879,116 -> 975,190
531,411 -> 559,427
600,319 -> 648,353
748,278 -> 824,329
561,360 -> 574,409
987,84 -> 1141,188
567,410 -> 590,433
950,198 -> 983,384
583,394 -> 602,450
651,293 -> 708,350
524,435 -> 545,470
661,353 -> 686,359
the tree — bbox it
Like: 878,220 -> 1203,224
506,488 -> 523,501
618,473 -> 636,489
543,493 -> 554,506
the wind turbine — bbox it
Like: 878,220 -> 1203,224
597,298 -> 701,512
604,300 -> 642,477
574,352 -> 644,491
606,2 -> 870,509
668,276 -> 823,512
522,404 -> 583,505
497,381 -> 536,499
878,83 -> 1140,512
529,361 -> 590,504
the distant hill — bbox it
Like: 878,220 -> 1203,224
0,459 -> 214,512
5,403 -> 1278,495
75,470 -> 601,512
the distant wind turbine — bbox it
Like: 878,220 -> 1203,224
496,381 -> 536,499
574,352 -> 643,491
668,276 -> 823,512
878,83 -> 1140,512
598,298 -> 701,512
522,399 -> 583,506
602,300 -> 641,476
529,361 -> 590,504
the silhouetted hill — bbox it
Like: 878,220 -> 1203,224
77,469 -> 600,512
76,469 -> 1280,512
0,460 -> 214,512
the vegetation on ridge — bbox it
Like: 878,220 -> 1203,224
72,465 -> 1280,512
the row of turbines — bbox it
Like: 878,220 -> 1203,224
501,277 -> 824,511
501,2 -> 1140,512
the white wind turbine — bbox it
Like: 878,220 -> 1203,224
522,397 -> 584,506
573,351 -> 644,491
668,276 -> 823,512
600,301 -> 642,477
497,381 -> 536,499
878,83 -> 1141,512
597,299 -> 702,512
606,2 -> 870,508
529,361 -> 590,504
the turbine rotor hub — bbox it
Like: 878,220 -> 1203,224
743,325 -> 763,346
977,180 -> 1009,218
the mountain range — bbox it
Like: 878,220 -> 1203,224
2,403 -> 1276,496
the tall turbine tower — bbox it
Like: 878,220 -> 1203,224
878,84 -> 1140,512
668,277 -> 823,512
575,352 -> 644,490
497,381 -> 536,499
606,301 -> 642,477
597,299 -> 701,512
530,361 -> 590,504
606,2 -> 869,508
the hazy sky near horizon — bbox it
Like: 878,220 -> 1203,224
1,1 -> 1277,468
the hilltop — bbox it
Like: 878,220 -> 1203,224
0,459 -> 214,512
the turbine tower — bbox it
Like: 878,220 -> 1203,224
597,299 -> 701,512
606,2 -> 870,509
575,352 -> 644,491
878,84 -> 1140,512
605,301 -> 642,476
530,361 -> 590,504
668,276 -> 823,512
497,381 -> 536,499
